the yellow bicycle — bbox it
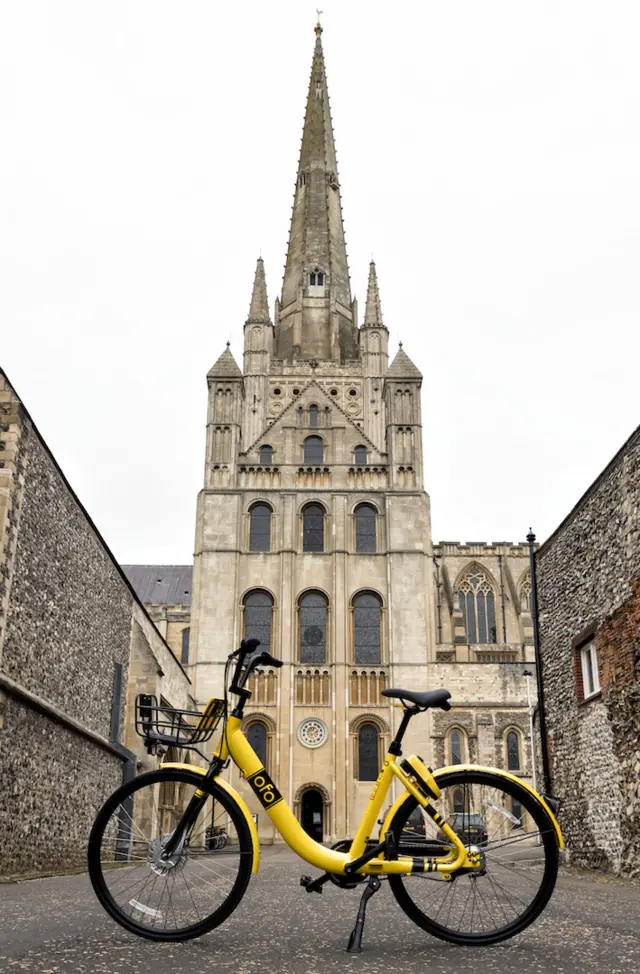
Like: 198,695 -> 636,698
88,639 -> 564,950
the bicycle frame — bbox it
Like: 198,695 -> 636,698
211,714 -> 474,877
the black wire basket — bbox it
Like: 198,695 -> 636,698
135,694 -> 225,748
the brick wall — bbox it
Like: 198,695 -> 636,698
536,425 -> 640,876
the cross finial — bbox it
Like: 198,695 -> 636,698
315,10 -> 323,36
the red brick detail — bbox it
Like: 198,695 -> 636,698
596,578 -> 640,696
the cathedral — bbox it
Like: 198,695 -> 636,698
124,23 -> 536,844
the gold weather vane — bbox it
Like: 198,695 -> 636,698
315,10 -> 323,35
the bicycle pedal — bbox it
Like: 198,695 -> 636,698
300,873 -> 327,893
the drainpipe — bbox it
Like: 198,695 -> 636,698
498,555 -> 507,643
433,557 -> 442,645
110,663 -> 138,859
526,530 -> 551,795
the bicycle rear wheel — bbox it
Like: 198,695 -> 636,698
388,769 -> 559,946
88,768 -> 253,942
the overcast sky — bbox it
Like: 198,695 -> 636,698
1,1 -> 639,564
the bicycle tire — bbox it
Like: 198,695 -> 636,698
88,768 -> 253,942
387,769 -> 559,946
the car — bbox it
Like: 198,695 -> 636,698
438,812 -> 488,847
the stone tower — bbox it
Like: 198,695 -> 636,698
189,22 -> 434,840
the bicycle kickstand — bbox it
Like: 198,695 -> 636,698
345,875 -> 381,953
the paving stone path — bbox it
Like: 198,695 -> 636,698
1,846 -> 639,973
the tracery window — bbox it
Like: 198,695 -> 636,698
249,503 -> 271,552
520,572 -> 532,612
353,591 -> 382,664
303,435 -> 324,465
302,503 -> 324,553
358,723 -> 379,781
243,590 -> 273,650
309,270 -> 325,287
298,591 -> 328,664
247,721 -> 268,771
354,504 -> 376,554
259,444 -> 273,465
506,730 -> 521,772
354,445 -> 367,465
458,566 -> 497,644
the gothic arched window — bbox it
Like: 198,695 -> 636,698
506,730 -> 521,771
304,435 -> 324,465
259,444 -> 273,466
298,591 -> 328,664
458,566 -> 497,644
452,787 -> 465,814
358,723 -> 379,781
247,721 -> 268,770
309,404 -> 319,427
249,503 -> 271,552
243,590 -> 273,650
354,445 -> 367,465
449,729 -> 464,765
520,571 -> 532,612
353,591 -> 382,664
355,504 -> 376,553
302,503 -> 324,553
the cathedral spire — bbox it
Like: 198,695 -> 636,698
275,24 -> 357,362
364,260 -> 384,326
247,257 -> 270,322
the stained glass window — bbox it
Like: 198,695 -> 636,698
259,445 -> 273,465
299,591 -> 328,664
354,445 -> 367,465
249,503 -> 271,552
358,723 -> 379,780
243,590 -> 273,649
303,504 -> 324,552
450,730 -> 463,765
458,567 -> 497,644
355,504 -> 376,553
247,722 -> 267,770
507,731 -> 520,771
309,405 -> 319,427
353,591 -> 382,664
304,436 -> 324,465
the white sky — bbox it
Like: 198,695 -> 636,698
1,1 -> 639,563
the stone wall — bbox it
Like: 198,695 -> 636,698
0,370 -> 192,878
536,425 -> 640,876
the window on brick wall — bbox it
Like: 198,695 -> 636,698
579,639 -> 600,699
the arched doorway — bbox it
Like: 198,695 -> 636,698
301,788 -> 324,842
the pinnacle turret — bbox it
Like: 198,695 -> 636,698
247,258 -> 270,323
364,261 -> 385,327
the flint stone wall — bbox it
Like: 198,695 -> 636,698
536,426 -> 640,875
0,371 -> 191,879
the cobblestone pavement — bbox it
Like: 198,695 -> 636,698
1,846 -> 639,974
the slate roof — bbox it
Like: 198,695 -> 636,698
122,565 -> 193,606
386,346 -> 423,379
207,346 -> 242,378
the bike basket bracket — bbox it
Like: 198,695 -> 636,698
135,694 -> 225,749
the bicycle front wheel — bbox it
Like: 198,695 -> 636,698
88,768 -> 253,942
388,769 -> 559,946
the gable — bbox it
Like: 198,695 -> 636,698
242,379 -> 384,460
